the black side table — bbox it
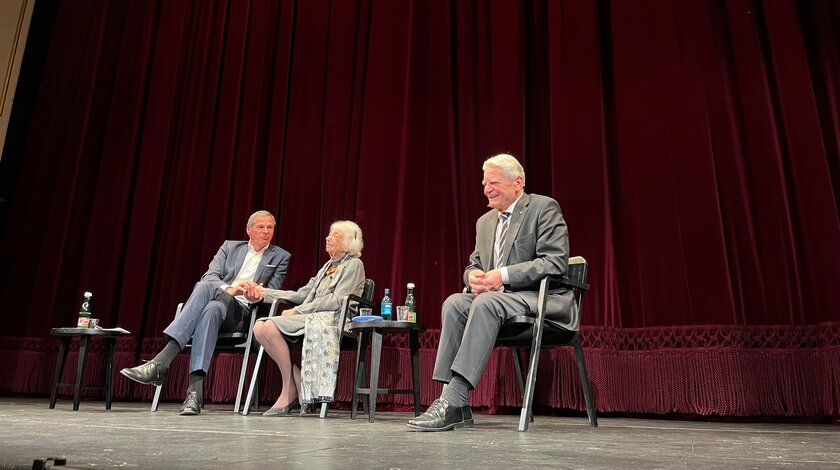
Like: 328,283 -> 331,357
348,320 -> 425,422
49,327 -> 129,410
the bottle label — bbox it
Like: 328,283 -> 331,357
77,316 -> 90,327
381,303 -> 392,319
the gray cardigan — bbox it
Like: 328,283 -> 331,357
261,255 -> 365,314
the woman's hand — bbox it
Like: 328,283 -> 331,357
243,283 -> 266,302
281,308 -> 297,317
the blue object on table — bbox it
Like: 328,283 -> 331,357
352,315 -> 384,322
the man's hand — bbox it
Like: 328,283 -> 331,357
469,269 -> 504,293
243,283 -> 265,302
225,285 -> 244,296
280,308 -> 296,317
468,270 -> 488,294
479,269 -> 504,292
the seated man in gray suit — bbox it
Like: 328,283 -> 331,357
408,153 -> 574,431
121,210 -> 291,415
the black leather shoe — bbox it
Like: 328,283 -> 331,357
119,360 -> 168,386
262,398 -> 299,417
179,391 -> 201,416
407,399 -> 471,426
407,399 -> 474,432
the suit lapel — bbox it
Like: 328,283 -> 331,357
501,193 -> 530,267
232,242 -> 248,278
253,245 -> 275,283
480,212 -> 496,270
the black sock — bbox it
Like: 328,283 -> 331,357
188,372 -> 204,407
152,339 -> 181,367
441,375 -> 470,407
188,372 -> 204,394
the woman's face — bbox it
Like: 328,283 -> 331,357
325,228 -> 347,259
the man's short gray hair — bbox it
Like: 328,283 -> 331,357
331,220 -> 364,257
482,153 -> 525,183
247,210 -> 276,227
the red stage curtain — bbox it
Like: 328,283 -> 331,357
0,0 -> 838,419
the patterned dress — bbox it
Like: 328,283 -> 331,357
258,254 -> 365,403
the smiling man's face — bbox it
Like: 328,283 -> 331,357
482,165 -> 523,212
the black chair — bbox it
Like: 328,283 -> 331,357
495,256 -> 598,431
150,302 -> 262,412
242,279 -> 376,417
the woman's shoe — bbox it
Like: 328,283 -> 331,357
299,403 -> 317,416
262,398 -> 300,417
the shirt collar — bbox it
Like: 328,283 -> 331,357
248,241 -> 270,255
501,192 -> 524,216
330,252 -> 354,265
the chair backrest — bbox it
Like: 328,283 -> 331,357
338,278 -> 375,348
346,278 -> 375,318
567,256 -> 587,283
361,278 -> 376,303
496,256 -> 589,345
563,256 -> 588,332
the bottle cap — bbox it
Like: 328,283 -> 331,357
407,282 -> 415,289
83,291 -> 93,298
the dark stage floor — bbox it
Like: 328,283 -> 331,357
0,398 -> 838,469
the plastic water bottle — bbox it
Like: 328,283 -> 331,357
405,283 -> 416,322
77,291 -> 92,327
380,288 -> 392,320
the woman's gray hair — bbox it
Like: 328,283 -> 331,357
331,220 -> 364,257
482,153 -> 525,184
247,210 -> 275,227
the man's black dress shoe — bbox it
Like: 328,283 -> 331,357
180,391 -> 201,416
119,360 -> 168,386
407,399 -> 474,432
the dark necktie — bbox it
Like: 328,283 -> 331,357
494,211 -> 511,269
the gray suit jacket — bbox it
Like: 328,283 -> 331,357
201,240 -> 291,292
464,193 -> 577,328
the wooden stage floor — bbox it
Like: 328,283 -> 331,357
1,398 -> 838,469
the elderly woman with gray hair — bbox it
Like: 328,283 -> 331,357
246,220 -> 365,416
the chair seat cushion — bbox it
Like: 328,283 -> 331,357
496,316 -> 577,346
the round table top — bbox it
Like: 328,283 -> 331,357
348,320 -> 425,332
51,327 -> 130,337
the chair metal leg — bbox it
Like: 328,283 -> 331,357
73,336 -> 90,411
242,344 -> 266,416
572,335 -> 598,427
511,347 -> 525,398
50,338 -> 70,409
319,402 -> 328,418
253,380 -> 259,410
519,316 -> 547,431
234,318 -> 258,413
510,347 -> 533,424
233,352 -> 249,413
151,383 -> 163,412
